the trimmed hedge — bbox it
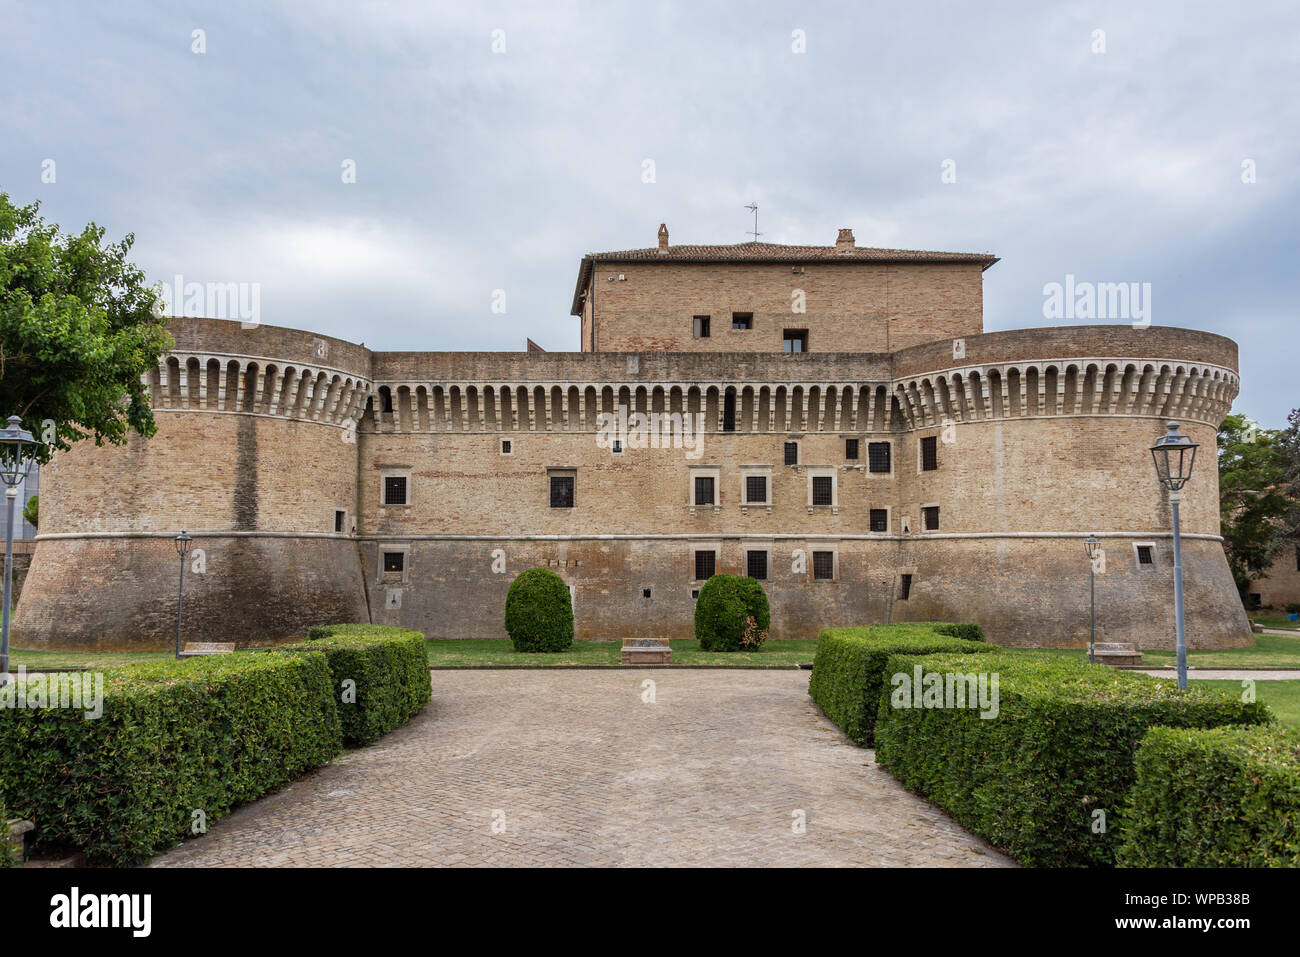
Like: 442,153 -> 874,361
0,652 -> 341,866
1118,725 -> 1300,867
694,574 -> 771,651
281,626 -> 430,745
874,652 -> 1273,867
808,624 -> 996,745
504,568 -> 575,652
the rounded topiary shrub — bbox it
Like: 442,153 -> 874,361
504,567 -> 574,652
694,574 -> 770,652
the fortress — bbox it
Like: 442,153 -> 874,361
14,226 -> 1252,650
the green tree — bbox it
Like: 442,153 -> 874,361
0,192 -> 171,464
21,492 -> 36,530
1218,413 -> 1292,601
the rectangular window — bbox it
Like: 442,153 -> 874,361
1250,593 -> 1263,609
1295,545 -> 1299,572
745,475 -> 768,504
812,551 -> 835,580
868,442 -> 891,474
783,329 -> 808,353
732,312 -> 753,330
812,475 -> 833,506
550,475 -> 575,508
694,475 -> 715,506
383,552 -> 405,573
693,315 -> 711,338
501,439 -> 512,455
334,510 -> 346,533
723,391 -> 736,432
384,476 -> 408,506
1136,545 -> 1154,565
899,573 -> 913,600
845,438 -> 859,461
869,508 -> 888,532
784,441 -> 799,466
921,436 -> 938,471
694,550 -> 716,581
922,506 -> 940,531
746,550 -> 768,580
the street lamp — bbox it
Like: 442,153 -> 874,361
0,415 -> 37,687
1150,421 -> 1199,690
1084,535 -> 1101,664
174,531 -> 193,660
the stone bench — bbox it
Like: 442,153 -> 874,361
1092,642 -> 1143,668
179,642 -> 237,658
621,638 -> 671,665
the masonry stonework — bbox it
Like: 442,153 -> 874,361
14,229 -> 1252,650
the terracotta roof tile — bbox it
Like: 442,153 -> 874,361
571,241 -> 997,314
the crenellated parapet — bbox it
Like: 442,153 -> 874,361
149,351 -> 372,428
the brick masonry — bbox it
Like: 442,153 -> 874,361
13,242 -> 1252,651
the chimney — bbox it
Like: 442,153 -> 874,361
657,223 -> 669,254
835,228 -> 855,252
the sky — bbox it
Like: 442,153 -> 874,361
2,0 -> 1296,427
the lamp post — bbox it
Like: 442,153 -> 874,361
174,531 -> 193,660
1085,535 -> 1101,664
0,415 -> 37,687
1150,421 -> 1199,690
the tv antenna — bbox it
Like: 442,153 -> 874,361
744,203 -> 760,241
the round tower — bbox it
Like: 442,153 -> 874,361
14,318 -> 373,651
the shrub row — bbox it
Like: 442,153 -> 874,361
0,652 -> 342,866
281,626 -> 430,745
1118,724 -> 1300,867
873,652 -> 1273,867
695,575 -> 772,651
808,623 -> 996,746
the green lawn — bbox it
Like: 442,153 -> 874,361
7,648 -> 177,671
1250,612 -> 1300,632
424,638 -> 819,667
1187,678 -> 1300,730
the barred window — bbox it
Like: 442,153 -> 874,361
868,442 -> 891,473
845,438 -> 859,461
812,475 -> 833,506
921,436 -> 938,471
383,552 -> 404,573
384,476 -> 408,506
900,573 -> 913,600
745,475 -> 768,504
746,550 -> 768,580
694,475 -> 715,506
694,550 -> 716,581
812,551 -> 835,580
922,506 -> 940,531
550,475 -> 575,508
869,509 -> 888,532
784,442 -> 798,465
1136,545 -> 1154,565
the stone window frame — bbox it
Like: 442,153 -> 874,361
379,466 -> 412,509
500,438 -> 513,455
689,466 -> 721,511
868,505 -> 891,535
333,508 -> 349,535
805,467 -> 839,511
1133,541 -> 1159,570
867,439 -> 893,477
690,539 -> 722,583
745,542 -> 773,581
844,437 -> 860,462
810,542 -> 839,583
377,542 -> 411,585
740,466 -> 773,508
547,467 -> 578,509
920,502 -> 941,533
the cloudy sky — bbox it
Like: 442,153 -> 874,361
2,0 -> 1296,426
